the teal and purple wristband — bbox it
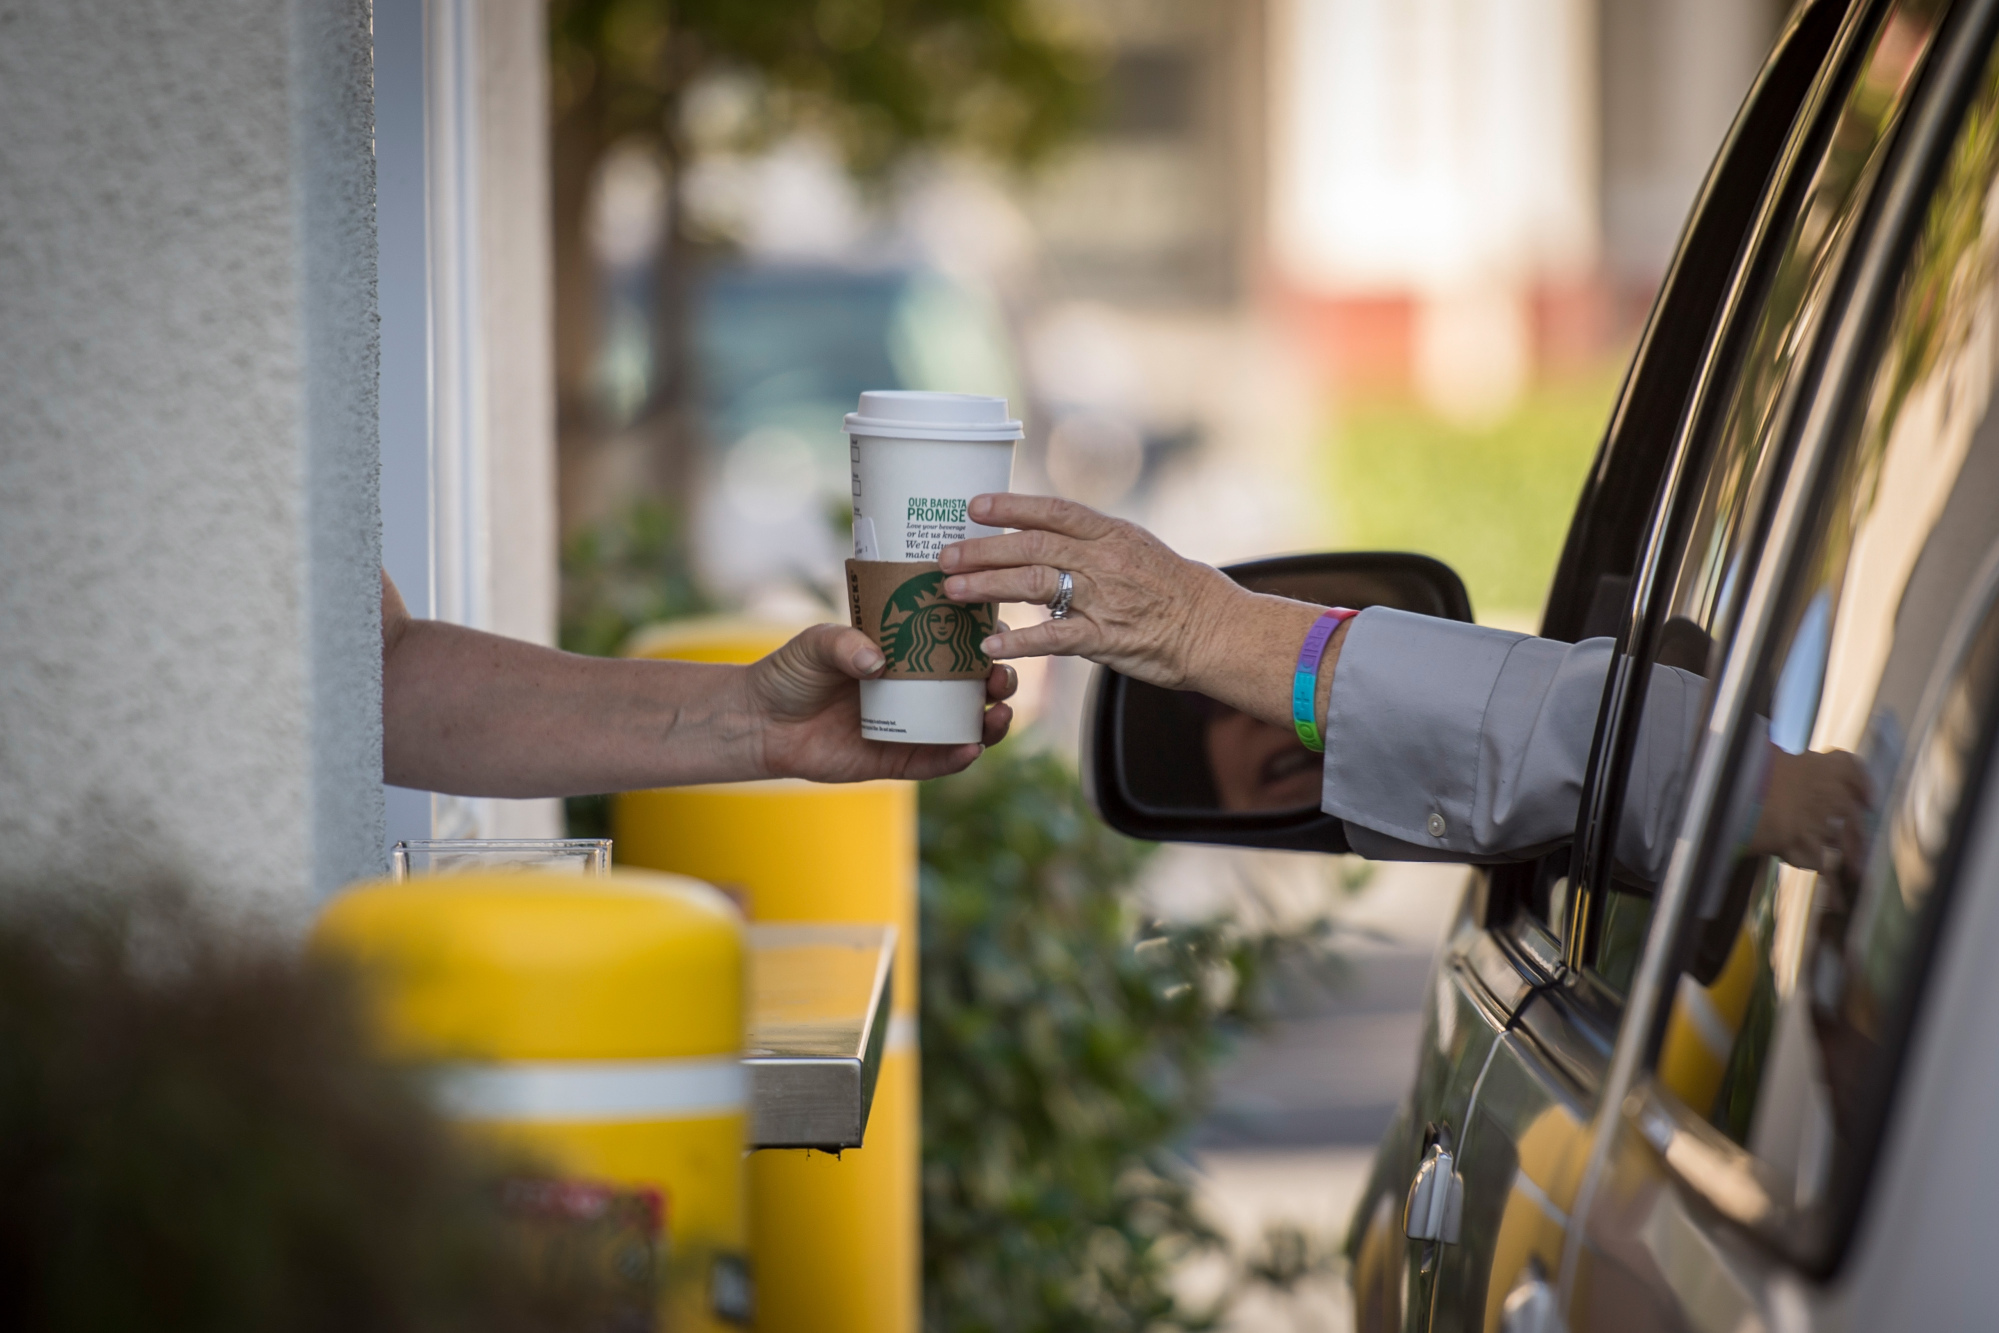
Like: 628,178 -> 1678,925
1291,607 -> 1360,753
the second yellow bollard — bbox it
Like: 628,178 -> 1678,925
616,617 -> 919,1333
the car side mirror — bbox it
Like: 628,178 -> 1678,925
1081,552 -> 1474,853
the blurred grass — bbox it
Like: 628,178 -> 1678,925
1323,369 -> 1624,623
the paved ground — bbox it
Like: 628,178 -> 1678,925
1146,850 -> 1466,1155
1195,946 -> 1434,1149
1187,1147 -> 1376,1333
1140,852 -> 1470,1331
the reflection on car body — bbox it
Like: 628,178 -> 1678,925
1085,0 -> 1999,1326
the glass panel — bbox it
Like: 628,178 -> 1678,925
1656,35 -> 1999,1226
1526,856 -> 1571,939
391,838 -> 614,878
1661,0 -> 1941,660
1580,1 -> 1947,1004
1591,887 -> 1655,993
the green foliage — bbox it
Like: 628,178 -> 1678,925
549,0 -> 1100,179
0,888 -> 634,1333
1324,374 -> 1622,621
918,744 -> 1343,1332
560,500 -> 713,660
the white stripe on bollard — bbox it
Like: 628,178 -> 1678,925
430,1057 -> 747,1122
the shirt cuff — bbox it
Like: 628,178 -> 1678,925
1320,605 -> 1526,849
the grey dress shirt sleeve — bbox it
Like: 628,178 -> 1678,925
1320,606 -> 1709,882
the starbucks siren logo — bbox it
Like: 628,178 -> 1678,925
880,570 -> 993,674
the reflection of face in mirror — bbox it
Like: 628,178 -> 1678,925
1203,702 -> 1322,813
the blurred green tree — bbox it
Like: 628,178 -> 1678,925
558,499 -> 712,660
548,0 -> 1099,508
919,744 -> 1345,1331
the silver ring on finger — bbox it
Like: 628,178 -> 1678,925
1049,569 -> 1076,619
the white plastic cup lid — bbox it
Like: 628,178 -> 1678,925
844,390 -> 1024,442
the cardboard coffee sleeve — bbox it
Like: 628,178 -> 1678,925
845,560 -> 996,681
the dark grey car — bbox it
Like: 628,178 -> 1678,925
1088,0 -> 1999,1325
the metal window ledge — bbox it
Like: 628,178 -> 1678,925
744,923 -> 896,1151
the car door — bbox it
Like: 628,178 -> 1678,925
1560,0 -> 1999,1326
1344,5 -> 1860,1331
1412,5 -> 1917,1330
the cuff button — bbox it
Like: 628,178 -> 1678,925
1427,812 -> 1447,838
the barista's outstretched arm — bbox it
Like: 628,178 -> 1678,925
380,572 -> 1015,797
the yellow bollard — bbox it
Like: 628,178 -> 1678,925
312,870 -> 751,1331
617,618 -> 919,1333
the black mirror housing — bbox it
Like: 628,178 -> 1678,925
1081,552 -> 1474,853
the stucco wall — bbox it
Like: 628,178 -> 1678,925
0,0 -> 382,912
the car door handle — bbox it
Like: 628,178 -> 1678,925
1403,1142 -> 1463,1244
1500,1262 -> 1563,1333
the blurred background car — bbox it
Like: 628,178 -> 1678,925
689,263 -> 1018,612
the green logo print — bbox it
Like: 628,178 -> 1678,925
879,571 -> 993,674
907,496 -> 969,523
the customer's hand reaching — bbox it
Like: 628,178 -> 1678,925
939,493 -> 1337,732
939,494 -> 1238,686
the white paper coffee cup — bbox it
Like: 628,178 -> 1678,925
846,391 -> 1021,745
856,677 -> 987,745
848,391 -> 1020,561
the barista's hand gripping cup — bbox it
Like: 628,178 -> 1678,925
846,391 -> 1021,744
